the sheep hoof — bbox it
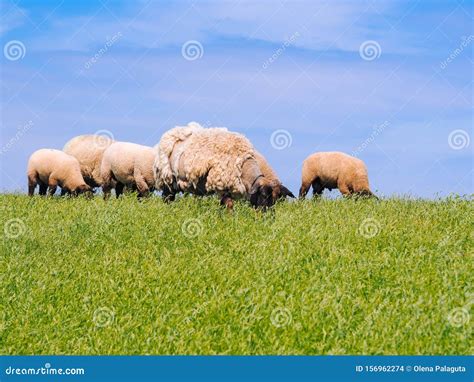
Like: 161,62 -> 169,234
163,194 -> 175,203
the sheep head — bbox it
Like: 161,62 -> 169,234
272,182 -> 295,200
250,178 -> 296,209
74,183 -> 93,196
250,177 -> 273,209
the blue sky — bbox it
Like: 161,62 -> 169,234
1,0 -> 472,197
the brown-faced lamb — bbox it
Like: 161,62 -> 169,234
27,149 -> 91,196
100,142 -> 157,198
299,151 -> 375,198
63,134 -> 114,189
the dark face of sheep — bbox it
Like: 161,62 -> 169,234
74,184 -> 93,197
250,178 -> 275,209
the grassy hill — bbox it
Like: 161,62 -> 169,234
0,194 -> 472,355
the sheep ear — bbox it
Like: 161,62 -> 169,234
250,177 -> 261,196
280,185 -> 295,198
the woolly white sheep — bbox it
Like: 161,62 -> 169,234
63,134 -> 114,189
27,149 -> 91,196
154,122 -> 205,196
101,142 -> 157,198
154,124 -> 287,209
299,151 -> 375,198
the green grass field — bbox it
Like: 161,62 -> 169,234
0,194 -> 472,355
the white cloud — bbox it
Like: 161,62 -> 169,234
24,1 -> 417,55
0,2 -> 29,36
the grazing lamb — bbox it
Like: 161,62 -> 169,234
101,142 -> 157,198
299,151 -> 375,198
63,134 -> 114,189
27,149 -> 91,196
254,150 -> 295,199
154,126 -> 286,209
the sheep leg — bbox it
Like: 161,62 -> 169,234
299,181 -> 312,199
100,163 -> 114,200
311,179 -> 324,197
162,187 -> 176,202
102,185 -> 112,200
101,178 -> 114,200
38,182 -> 48,196
28,175 -> 37,196
28,183 -> 36,196
131,168 -> 149,198
115,182 -> 125,198
48,178 -> 58,196
135,179 -> 150,198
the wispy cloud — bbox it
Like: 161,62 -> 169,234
0,2 -> 29,36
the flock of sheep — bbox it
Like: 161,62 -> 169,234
27,122 -> 375,209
